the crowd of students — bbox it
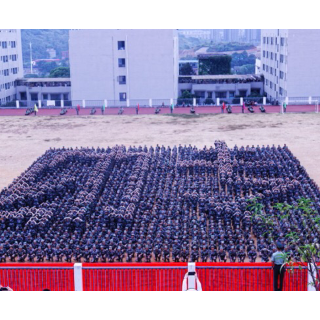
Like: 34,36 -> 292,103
0,141 -> 319,263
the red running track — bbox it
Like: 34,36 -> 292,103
0,105 -> 318,117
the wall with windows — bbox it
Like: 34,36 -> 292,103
69,30 -> 179,101
261,29 -> 320,100
0,29 -> 23,105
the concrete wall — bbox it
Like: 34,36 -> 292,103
70,30 -> 178,102
287,30 -> 320,98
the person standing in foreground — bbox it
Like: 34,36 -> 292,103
242,102 -> 245,114
170,103 -> 174,114
283,102 -> 287,113
271,242 -> 286,291
101,103 -> 105,115
34,104 -> 38,116
76,104 -> 80,115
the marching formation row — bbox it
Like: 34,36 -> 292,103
0,141 -> 319,263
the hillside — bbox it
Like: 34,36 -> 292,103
21,29 -> 69,66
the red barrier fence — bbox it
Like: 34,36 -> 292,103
82,263 -> 187,291
196,263 -> 308,291
0,263 -> 75,291
0,262 -> 310,291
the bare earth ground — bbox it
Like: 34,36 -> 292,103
0,113 -> 320,190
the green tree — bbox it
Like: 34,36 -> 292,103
179,63 -> 195,75
49,67 -> 70,78
246,197 -> 320,291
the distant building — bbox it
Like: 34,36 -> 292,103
179,74 -> 263,101
179,29 -> 211,40
69,29 -> 179,102
15,77 -> 71,107
261,29 -> 320,101
244,29 -> 261,44
33,59 -> 60,66
223,29 -> 240,42
46,48 -> 57,59
0,29 -> 23,106
210,30 -> 222,42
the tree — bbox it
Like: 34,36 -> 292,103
199,55 -> 232,75
49,67 -> 70,78
36,61 -> 58,76
179,63 -> 195,75
247,197 -> 320,291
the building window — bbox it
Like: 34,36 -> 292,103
20,92 -> 27,100
2,41 -> 7,48
4,69 -> 9,76
270,81 -> 273,89
118,76 -> 126,84
266,37 -> 269,44
12,54 -> 17,61
3,55 -> 8,62
266,65 -> 269,72
280,54 -> 284,63
263,64 -> 265,71
263,50 -> 265,58
271,37 -> 274,45
215,91 -> 226,99
63,93 -> 69,100
43,94 -> 48,100
12,68 -> 18,74
51,94 -> 61,100
195,91 -> 206,98
265,79 -> 269,85
274,84 -> 276,91
207,92 -> 212,98
266,51 -> 269,58
11,41 -> 16,48
118,41 -> 125,50
118,58 -> 126,67
239,90 -> 247,97
270,67 -> 273,75
275,53 -> 277,61
279,87 -> 283,95
270,52 -> 273,60
119,92 -> 126,101
229,91 -> 235,98
31,93 -> 38,101
263,37 -> 266,44
280,37 -> 285,46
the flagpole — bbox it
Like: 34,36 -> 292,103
30,42 -> 33,74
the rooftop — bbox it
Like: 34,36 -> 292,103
17,78 -> 71,83
179,74 -> 262,80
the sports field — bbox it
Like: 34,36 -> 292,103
0,112 -> 319,190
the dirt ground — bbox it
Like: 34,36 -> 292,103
0,112 -> 320,190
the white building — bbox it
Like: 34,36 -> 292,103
244,29 -> 261,44
223,29 -> 240,43
69,30 -> 179,104
261,29 -> 320,101
0,29 -> 23,106
179,29 -> 211,40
